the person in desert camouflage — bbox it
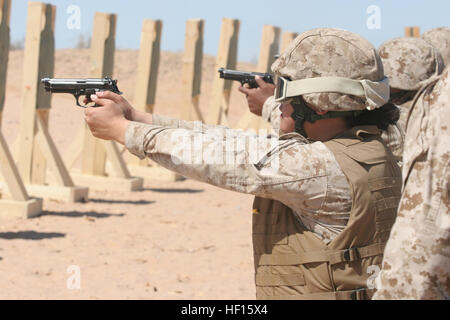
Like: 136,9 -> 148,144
378,37 -> 444,134
239,45 -> 407,162
83,28 -> 401,300
422,27 -> 450,67
372,66 -> 450,300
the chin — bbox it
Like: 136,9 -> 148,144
280,127 -> 293,135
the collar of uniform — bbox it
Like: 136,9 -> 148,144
331,125 -> 381,147
279,132 -> 312,143
350,125 -> 381,139
278,126 -> 380,144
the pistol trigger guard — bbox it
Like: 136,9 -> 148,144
74,94 -> 86,108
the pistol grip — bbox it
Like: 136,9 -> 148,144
248,80 -> 258,89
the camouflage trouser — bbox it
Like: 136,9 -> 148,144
373,69 -> 450,300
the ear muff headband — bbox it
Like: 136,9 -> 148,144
275,76 -> 390,110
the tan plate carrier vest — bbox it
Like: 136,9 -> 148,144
252,126 -> 402,300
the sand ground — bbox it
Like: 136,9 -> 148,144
0,49 -> 259,299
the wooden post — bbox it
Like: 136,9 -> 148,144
0,131 -> 43,218
238,25 -> 280,131
0,0 -> 42,218
280,31 -> 298,54
81,12 -> 116,177
134,19 -> 162,114
180,19 -> 204,122
0,0 -> 10,126
13,2 -> 87,203
129,19 -> 161,168
206,18 -> 239,126
125,19 -> 182,181
68,12 -> 143,191
405,26 -> 420,38
17,2 -> 54,184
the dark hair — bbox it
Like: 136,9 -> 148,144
345,103 -> 400,131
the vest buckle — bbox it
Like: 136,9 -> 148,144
343,247 -> 360,262
351,288 -> 367,300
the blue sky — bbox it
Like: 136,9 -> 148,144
8,0 -> 450,63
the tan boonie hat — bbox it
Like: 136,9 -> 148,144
272,28 -> 389,112
421,27 -> 450,67
378,37 -> 444,91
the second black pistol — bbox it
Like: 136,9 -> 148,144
218,68 -> 274,88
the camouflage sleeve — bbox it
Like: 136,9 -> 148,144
125,121 -> 334,204
151,114 -> 253,138
380,123 -> 405,164
373,68 -> 450,300
261,96 -> 281,135
151,114 -> 184,128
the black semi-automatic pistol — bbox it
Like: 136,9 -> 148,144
41,77 -> 122,108
218,68 -> 274,88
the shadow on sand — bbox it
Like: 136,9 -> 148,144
40,211 -> 126,219
144,188 -> 203,194
88,199 -> 155,205
0,231 -> 66,240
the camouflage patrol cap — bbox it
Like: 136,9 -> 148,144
378,37 -> 444,91
271,28 -> 386,112
421,27 -> 450,67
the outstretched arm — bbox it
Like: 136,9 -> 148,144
88,91 -> 258,139
84,92 -> 331,204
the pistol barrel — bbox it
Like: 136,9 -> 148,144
41,77 -> 122,94
40,77 -> 122,107
218,68 -> 274,87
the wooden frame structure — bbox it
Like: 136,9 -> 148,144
2,1 -> 299,192
180,19 -> 205,122
64,12 -> 143,191
280,31 -> 298,53
0,0 -> 9,124
128,19 -> 205,182
0,0 -> 42,218
405,26 -> 420,38
0,131 -> 43,218
206,18 -> 240,126
8,2 -> 87,203
127,19 -> 165,176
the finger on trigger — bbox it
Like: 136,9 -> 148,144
238,85 -> 251,95
96,90 -> 122,103
90,94 -> 109,106
255,76 -> 266,88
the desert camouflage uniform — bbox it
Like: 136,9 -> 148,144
261,96 -> 282,135
378,37 -> 444,133
123,28 -> 401,299
422,27 -> 450,67
126,114 -> 352,244
373,67 -> 450,300
376,37 -> 444,163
